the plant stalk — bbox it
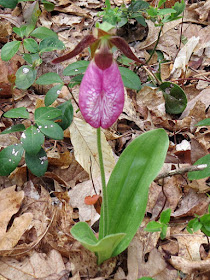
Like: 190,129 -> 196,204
97,127 -> 108,237
146,25 -> 163,64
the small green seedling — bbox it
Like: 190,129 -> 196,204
187,205 -> 210,236
145,208 -> 171,240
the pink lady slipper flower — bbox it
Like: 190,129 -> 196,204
52,29 -> 144,129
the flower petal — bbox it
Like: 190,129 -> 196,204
79,61 -> 124,129
110,36 -> 145,64
52,35 -> 97,64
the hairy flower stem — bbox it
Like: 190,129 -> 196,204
97,127 -> 108,237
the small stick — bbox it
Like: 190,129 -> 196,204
155,164 -> 207,180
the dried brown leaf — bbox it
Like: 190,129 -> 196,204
0,250 -> 65,279
68,179 -> 101,224
170,256 -> 210,274
70,118 -> 115,179
195,0 -> 210,22
0,186 -> 24,240
127,234 -> 177,280
172,189 -> 210,218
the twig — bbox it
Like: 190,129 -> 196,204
155,164 -> 207,180
65,84 -> 80,108
146,25 -> 163,64
174,9 -> 184,60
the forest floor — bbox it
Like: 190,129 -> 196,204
0,0 -> 209,279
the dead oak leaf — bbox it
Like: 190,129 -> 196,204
195,0 -> 210,22
172,189 -> 210,218
0,186 -> 32,252
170,256 -> 210,275
127,235 -> 177,280
0,250 -> 65,279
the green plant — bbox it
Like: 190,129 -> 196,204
144,208 -> 171,240
187,205 -> 210,237
1,0 -> 64,92
0,0 -> 54,11
98,0 -> 187,115
98,0 -> 149,28
147,0 -> 185,26
0,100 -> 73,177
71,129 -> 169,264
49,26 -> 169,264
0,1 -> 171,266
1,24 -> 65,90
0,2 -> 74,178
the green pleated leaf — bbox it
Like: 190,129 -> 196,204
39,37 -> 65,53
71,222 -> 126,265
99,129 -> 169,258
36,120 -> 64,140
188,154 -> 210,180
4,107 -> 29,119
119,67 -> 142,90
63,61 -> 89,76
23,38 -> 39,53
21,126 -> 44,155
160,82 -> 187,114
1,124 -> 26,134
30,27 -> 58,39
0,144 -> 24,176
1,41 -> 21,61
36,72 -> 63,85
34,107 -> 62,121
44,84 -> 63,106
15,66 -> 37,89
25,147 -> 48,177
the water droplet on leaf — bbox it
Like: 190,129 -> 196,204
23,68 -> 30,74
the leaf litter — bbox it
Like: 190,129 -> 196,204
0,0 -> 210,279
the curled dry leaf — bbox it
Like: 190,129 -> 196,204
69,118 -> 115,179
170,36 -> 200,78
0,186 -> 32,252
